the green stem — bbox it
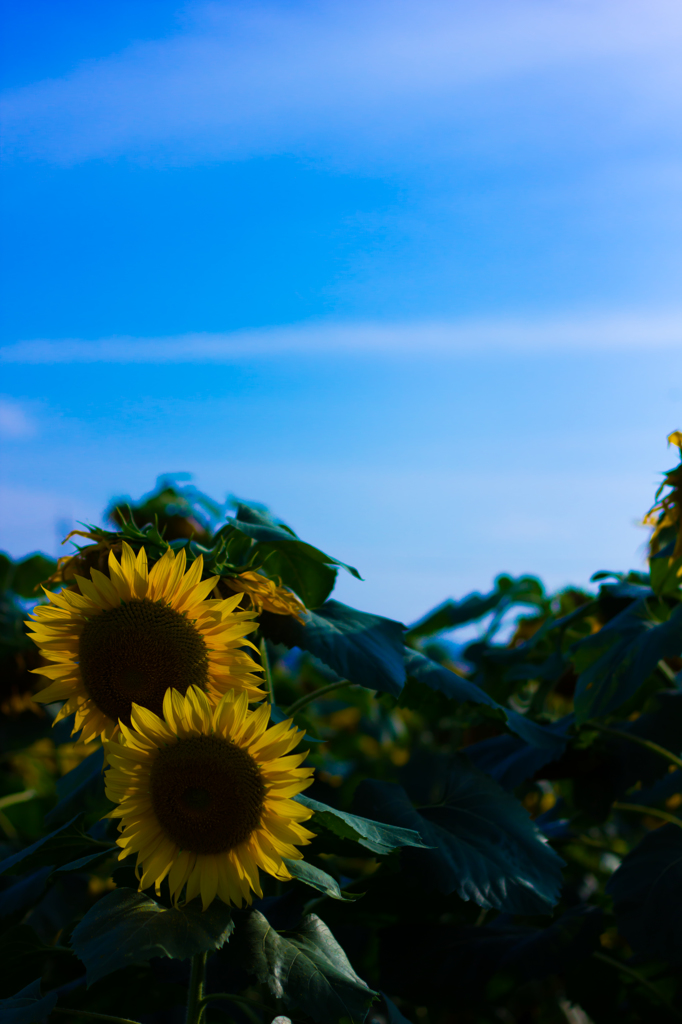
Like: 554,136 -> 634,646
185,951 -> 208,1024
0,788 -> 36,811
51,1010 -> 143,1024
199,994 -> 264,1024
593,951 -> 682,1017
285,680 -> 354,717
590,721 -> 682,772
259,637 -> 275,705
612,802 -> 682,829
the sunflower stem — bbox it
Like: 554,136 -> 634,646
51,1010 -> 143,1024
285,680 -> 354,717
185,950 -> 208,1024
259,636 -> 275,704
199,994 -> 264,1024
612,801 -> 682,828
588,721 -> 682,771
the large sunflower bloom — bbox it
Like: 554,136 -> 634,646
27,543 -> 264,742
104,686 -> 315,909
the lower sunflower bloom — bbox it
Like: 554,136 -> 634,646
27,542 -> 265,742
104,686 -> 315,909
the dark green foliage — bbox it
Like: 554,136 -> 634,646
573,599 -> 682,723
297,793 -> 428,855
4,454 -> 682,1024
607,825 -> 682,962
71,888 -> 235,984
283,858 -> 363,901
236,910 -> 377,1023
262,600 -> 407,696
354,759 -> 564,913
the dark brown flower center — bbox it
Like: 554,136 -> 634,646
149,735 -> 266,854
78,598 -> 209,725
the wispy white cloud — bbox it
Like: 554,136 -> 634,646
1,0 -> 679,166
1,311 -> 680,363
0,398 -> 37,437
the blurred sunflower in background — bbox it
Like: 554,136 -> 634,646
27,542 -> 265,742
105,686 -> 315,909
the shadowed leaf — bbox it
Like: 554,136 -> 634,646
237,910 -> 376,1023
71,887 -> 234,985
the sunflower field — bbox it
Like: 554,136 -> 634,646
3,438 -> 682,1024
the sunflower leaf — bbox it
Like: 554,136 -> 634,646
296,794 -> 429,855
71,888 -> 235,985
283,858 -> 363,901
353,757 -> 565,914
261,600 -> 407,697
237,910 -> 377,1024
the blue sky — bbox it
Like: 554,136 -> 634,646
1,0 -> 681,623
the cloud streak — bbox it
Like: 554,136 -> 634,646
2,311 -> 680,363
1,0 -> 680,166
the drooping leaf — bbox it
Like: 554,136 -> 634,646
405,649 -> 570,756
296,794 -> 428,855
71,887 -> 235,985
283,858 -> 362,901
236,910 -> 377,1024
0,817 -> 82,875
465,715 -> 575,790
0,866 -> 54,920
573,600 -> 682,724
354,757 -> 564,914
606,824 -> 682,962
261,601 -> 407,697
0,978 -> 58,1024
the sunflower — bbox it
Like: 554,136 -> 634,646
104,686 -> 315,909
27,543 -> 265,742
224,570 -> 307,622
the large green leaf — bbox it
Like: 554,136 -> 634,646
573,600 -> 682,724
237,910 -> 377,1023
606,824 -> 682,962
71,887 -> 235,985
354,756 -> 564,914
262,600 -> 407,697
296,793 -> 428,855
